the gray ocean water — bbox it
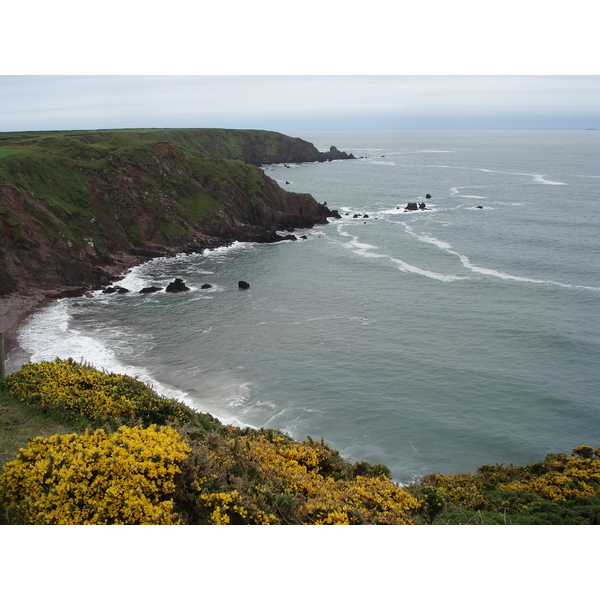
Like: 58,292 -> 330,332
14,130 -> 600,483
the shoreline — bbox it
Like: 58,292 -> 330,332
0,227 -> 321,371
0,252 -> 156,366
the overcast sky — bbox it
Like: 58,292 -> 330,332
2,3 -> 598,133
2,75 -> 599,132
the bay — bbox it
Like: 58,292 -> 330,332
16,129 -> 600,483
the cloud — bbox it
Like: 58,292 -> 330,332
1,75 -> 599,131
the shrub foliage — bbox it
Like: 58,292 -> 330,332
175,429 -> 420,524
2,359 -> 598,525
0,425 -> 191,524
2,358 -> 198,427
410,446 -> 600,524
0,360 -> 420,525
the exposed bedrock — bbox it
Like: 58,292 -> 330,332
0,131 -> 345,298
165,278 -> 190,293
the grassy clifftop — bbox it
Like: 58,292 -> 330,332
0,128 -> 341,295
0,127 -> 353,166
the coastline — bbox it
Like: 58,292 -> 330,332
0,224 -> 326,370
0,253 -> 153,365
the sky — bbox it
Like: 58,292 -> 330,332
1,75 -> 599,132
2,2 -> 599,133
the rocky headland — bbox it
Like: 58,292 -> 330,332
0,128 -> 351,350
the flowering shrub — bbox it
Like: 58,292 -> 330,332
498,450 -> 600,502
0,424 -> 191,524
410,446 -> 600,524
181,431 -> 420,524
2,358 -> 196,426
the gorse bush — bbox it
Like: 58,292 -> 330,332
0,425 -> 191,524
411,445 -> 600,524
176,430 -> 420,524
2,360 -> 597,525
0,360 -> 420,525
2,358 -> 197,427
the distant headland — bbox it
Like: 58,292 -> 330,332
0,128 -> 352,347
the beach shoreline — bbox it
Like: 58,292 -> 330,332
0,253 -> 152,367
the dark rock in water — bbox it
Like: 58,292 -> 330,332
353,214 -> 360,218
103,285 -> 129,294
285,181 -> 290,185
418,203 -> 426,210
476,205 -> 483,209
238,280 -> 250,289
201,284 -> 213,289
405,202 -> 418,212
281,234 -> 297,241
300,235 -> 308,239
426,194 -> 431,199
166,278 -> 190,293
139,286 -> 163,294
363,214 -> 369,218
329,209 -> 342,219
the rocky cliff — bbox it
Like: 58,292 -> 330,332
0,129 -> 349,297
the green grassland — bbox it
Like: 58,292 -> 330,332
0,127 -> 324,166
0,128 -> 330,294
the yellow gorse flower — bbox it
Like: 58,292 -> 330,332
193,434 -> 420,524
2,358 -> 193,425
0,424 -> 191,524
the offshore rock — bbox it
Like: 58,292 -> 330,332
165,278 -> 190,293
103,285 -> 129,294
405,202 -> 418,211
139,286 -> 163,294
321,146 -> 356,161
238,280 -> 250,289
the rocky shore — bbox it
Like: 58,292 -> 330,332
0,128 -> 351,360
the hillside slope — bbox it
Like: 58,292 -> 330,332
0,129 -> 347,297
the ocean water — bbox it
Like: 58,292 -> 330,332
13,130 -> 600,483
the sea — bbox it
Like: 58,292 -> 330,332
10,129 -> 600,484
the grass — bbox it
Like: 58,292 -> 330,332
0,388 -> 83,468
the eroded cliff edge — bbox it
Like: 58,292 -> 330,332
0,128 -> 351,346
0,128 -> 351,295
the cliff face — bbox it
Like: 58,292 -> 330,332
0,129 -> 347,296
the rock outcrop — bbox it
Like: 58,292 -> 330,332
165,278 -> 190,293
0,129 -> 348,297
321,146 -> 356,162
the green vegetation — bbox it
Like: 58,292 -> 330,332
0,128 -> 335,295
1,359 -> 597,525
0,360 -> 419,524
407,447 -> 600,524
0,128 -> 324,166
